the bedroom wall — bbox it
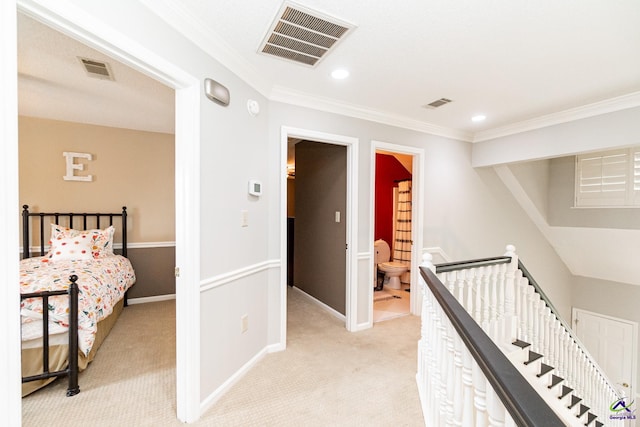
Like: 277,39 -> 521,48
18,116 -> 175,299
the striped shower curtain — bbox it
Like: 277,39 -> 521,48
392,180 -> 412,283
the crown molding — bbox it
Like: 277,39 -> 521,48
473,91 -> 640,143
138,0 -> 272,98
270,85 -> 474,142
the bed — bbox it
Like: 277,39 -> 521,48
20,205 -> 136,397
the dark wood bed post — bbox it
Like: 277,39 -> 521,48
66,275 -> 80,396
121,206 -> 127,258
22,205 -> 30,259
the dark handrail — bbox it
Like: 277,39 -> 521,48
420,266 -> 564,426
435,256 -> 511,273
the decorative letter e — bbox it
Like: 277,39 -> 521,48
63,152 -> 93,182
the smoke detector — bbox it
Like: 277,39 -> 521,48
258,2 -> 355,67
78,57 -> 114,81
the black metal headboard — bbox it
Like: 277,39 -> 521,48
21,205 -> 128,259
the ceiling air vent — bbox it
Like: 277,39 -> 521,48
78,57 -> 114,80
423,98 -> 453,109
258,2 -> 355,67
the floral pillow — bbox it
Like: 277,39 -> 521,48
48,224 -> 115,259
48,236 -> 93,261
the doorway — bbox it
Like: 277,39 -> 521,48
9,3 -> 201,423
373,150 -> 413,322
280,127 -> 359,335
370,141 -> 424,326
291,140 -> 347,316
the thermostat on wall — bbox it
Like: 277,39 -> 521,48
248,180 -> 262,196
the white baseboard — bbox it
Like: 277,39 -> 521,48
199,345 -> 269,415
127,293 -> 176,305
291,286 -> 346,321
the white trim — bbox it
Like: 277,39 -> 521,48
271,86 -> 473,142
291,287 -> 346,322
125,241 -> 176,249
138,0 -> 272,99
128,294 -> 176,305
370,141 -> 425,318
280,126 -> 359,332
572,308 -> 638,400
1,2 -> 22,425
473,91 -> 640,143
200,260 -> 279,292
423,247 -> 453,263
15,2 -> 202,422
199,344 -> 269,416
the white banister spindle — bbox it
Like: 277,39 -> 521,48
474,268 -> 483,323
489,265 -> 498,323
482,266 -> 491,324
503,245 -> 517,318
461,345 -> 475,426
444,322 -> 455,425
485,379 -> 505,427
452,334 -> 464,426
497,263 -> 506,318
456,270 -> 466,308
472,360 -> 488,427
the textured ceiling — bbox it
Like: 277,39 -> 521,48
17,1 -> 640,140
17,13 -> 175,134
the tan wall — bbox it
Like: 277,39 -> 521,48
19,116 -> 175,243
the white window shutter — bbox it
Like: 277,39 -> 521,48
576,149 -> 628,207
632,147 -> 640,206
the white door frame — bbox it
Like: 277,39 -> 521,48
572,307 -> 639,399
370,141 -> 425,321
280,126 -> 359,335
12,1 -> 202,423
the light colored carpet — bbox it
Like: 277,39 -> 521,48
23,288 -> 425,426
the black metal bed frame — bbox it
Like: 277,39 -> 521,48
20,205 -> 129,397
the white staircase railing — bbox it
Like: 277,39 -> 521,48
419,260 -> 564,426
418,246 -> 624,427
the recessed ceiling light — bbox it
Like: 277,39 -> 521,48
331,69 -> 349,79
472,115 -> 486,122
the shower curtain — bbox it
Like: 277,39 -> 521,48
392,179 -> 412,284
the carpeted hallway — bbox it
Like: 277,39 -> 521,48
22,287 -> 425,426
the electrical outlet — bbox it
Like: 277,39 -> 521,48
241,314 -> 248,333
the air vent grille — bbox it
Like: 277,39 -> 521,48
79,57 -> 114,80
424,98 -> 453,109
259,2 -> 355,67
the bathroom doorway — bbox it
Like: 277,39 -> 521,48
370,141 -> 424,325
373,150 -> 412,322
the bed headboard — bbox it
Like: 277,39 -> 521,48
21,205 -> 128,259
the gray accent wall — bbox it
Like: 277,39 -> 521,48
293,141 -> 347,315
126,246 -> 176,299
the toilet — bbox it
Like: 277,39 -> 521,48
374,239 -> 409,290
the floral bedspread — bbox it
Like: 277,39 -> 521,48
20,255 -> 136,355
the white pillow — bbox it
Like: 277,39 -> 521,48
48,236 -> 93,261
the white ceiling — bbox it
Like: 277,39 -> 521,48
18,1 -> 640,140
17,13 -> 175,134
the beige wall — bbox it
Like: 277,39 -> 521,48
19,116 -> 175,243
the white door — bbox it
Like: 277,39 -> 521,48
573,308 -> 637,398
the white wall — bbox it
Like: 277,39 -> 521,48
268,102 -> 574,320
472,106 -> 640,167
